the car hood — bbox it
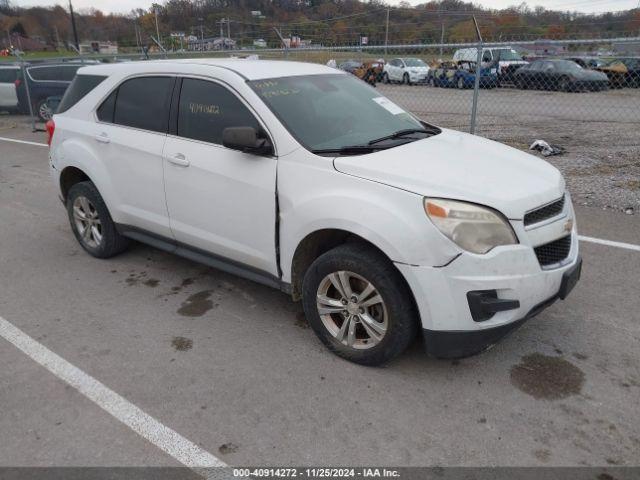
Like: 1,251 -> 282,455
333,128 -> 564,219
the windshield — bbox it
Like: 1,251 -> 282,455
404,58 -> 426,67
492,48 -> 521,61
249,74 -> 427,152
557,60 -> 583,72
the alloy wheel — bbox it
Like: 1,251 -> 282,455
38,102 -> 53,121
72,196 -> 103,248
316,270 -> 388,350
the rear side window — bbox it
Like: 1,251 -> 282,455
97,90 -> 116,123
28,65 -> 80,81
0,68 -> 18,83
57,74 -> 106,114
177,78 -> 260,145
112,76 -> 173,133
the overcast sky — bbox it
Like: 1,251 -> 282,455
12,0 -> 639,15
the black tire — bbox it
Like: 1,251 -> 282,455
457,76 -> 465,89
66,181 -> 130,258
558,76 -> 571,92
382,72 -> 389,84
301,243 -> 418,366
403,73 -> 411,85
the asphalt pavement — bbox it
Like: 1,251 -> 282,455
0,127 -> 639,469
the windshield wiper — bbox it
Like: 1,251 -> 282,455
311,145 -> 390,156
367,127 -> 439,145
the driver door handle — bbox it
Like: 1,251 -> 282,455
94,132 -> 110,144
167,153 -> 190,167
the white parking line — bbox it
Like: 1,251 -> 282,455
578,235 -> 640,252
0,315 -> 226,472
0,136 -> 48,147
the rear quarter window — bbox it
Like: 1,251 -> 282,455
57,74 -> 107,114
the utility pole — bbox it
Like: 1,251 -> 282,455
384,8 -> 389,55
69,0 -> 79,51
154,6 -> 161,44
440,23 -> 444,56
227,18 -> 230,41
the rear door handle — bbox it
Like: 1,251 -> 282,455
167,153 -> 190,167
94,133 -> 110,144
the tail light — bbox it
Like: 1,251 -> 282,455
14,79 -> 21,88
45,119 -> 55,146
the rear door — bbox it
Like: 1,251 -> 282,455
162,77 -> 278,276
93,75 -> 175,238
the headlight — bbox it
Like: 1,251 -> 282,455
424,198 -> 517,254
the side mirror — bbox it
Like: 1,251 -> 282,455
222,127 -> 273,156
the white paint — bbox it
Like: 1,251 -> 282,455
579,235 -> 640,252
0,315 -> 226,471
0,136 -> 48,147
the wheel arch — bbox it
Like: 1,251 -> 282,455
59,166 -> 93,202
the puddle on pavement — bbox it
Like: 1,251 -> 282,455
171,336 -> 193,351
143,279 -> 159,287
510,353 -> 585,400
177,290 -> 214,317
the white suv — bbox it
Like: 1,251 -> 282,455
48,59 -> 581,365
383,58 -> 430,85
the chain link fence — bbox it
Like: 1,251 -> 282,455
1,36 -> 639,211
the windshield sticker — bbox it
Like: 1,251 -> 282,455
372,97 -> 405,115
252,80 -> 301,99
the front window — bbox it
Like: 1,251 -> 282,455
249,74 -> 435,153
403,58 -> 426,67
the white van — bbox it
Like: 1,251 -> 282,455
453,47 -> 528,82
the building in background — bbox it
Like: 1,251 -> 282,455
188,37 -> 236,51
79,41 -> 118,55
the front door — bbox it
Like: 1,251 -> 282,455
162,78 -> 278,276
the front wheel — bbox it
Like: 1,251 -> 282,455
457,77 -> 466,89
302,243 -> 418,366
67,181 -> 130,258
382,72 -> 390,84
403,73 -> 411,85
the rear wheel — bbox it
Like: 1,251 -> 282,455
382,72 -> 389,84
403,73 -> 411,85
457,76 -> 465,89
558,76 -> 571,92
302,243 -> 418,366
67,181 -> 130,258
36,98 -> 53,122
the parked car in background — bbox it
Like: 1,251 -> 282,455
514,59 -> 609,92
0,64 -> 21,113
430,60 -> 498,89
16,63 -> 81,121
453,47 -> 527,83
48,59 -> 581,365
595,58 -> 640,88
338,60 -> 363,75
353,61 -> 385,86
382,58 -> 429,85
565,56 -> 608,70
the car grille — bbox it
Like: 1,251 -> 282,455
524,195 -> 565,227
534,235 -> 571,268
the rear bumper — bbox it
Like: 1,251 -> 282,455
422,256 -> 582,358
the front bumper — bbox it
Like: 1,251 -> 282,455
422,256 -> 582,358
395,215 -> 581,358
